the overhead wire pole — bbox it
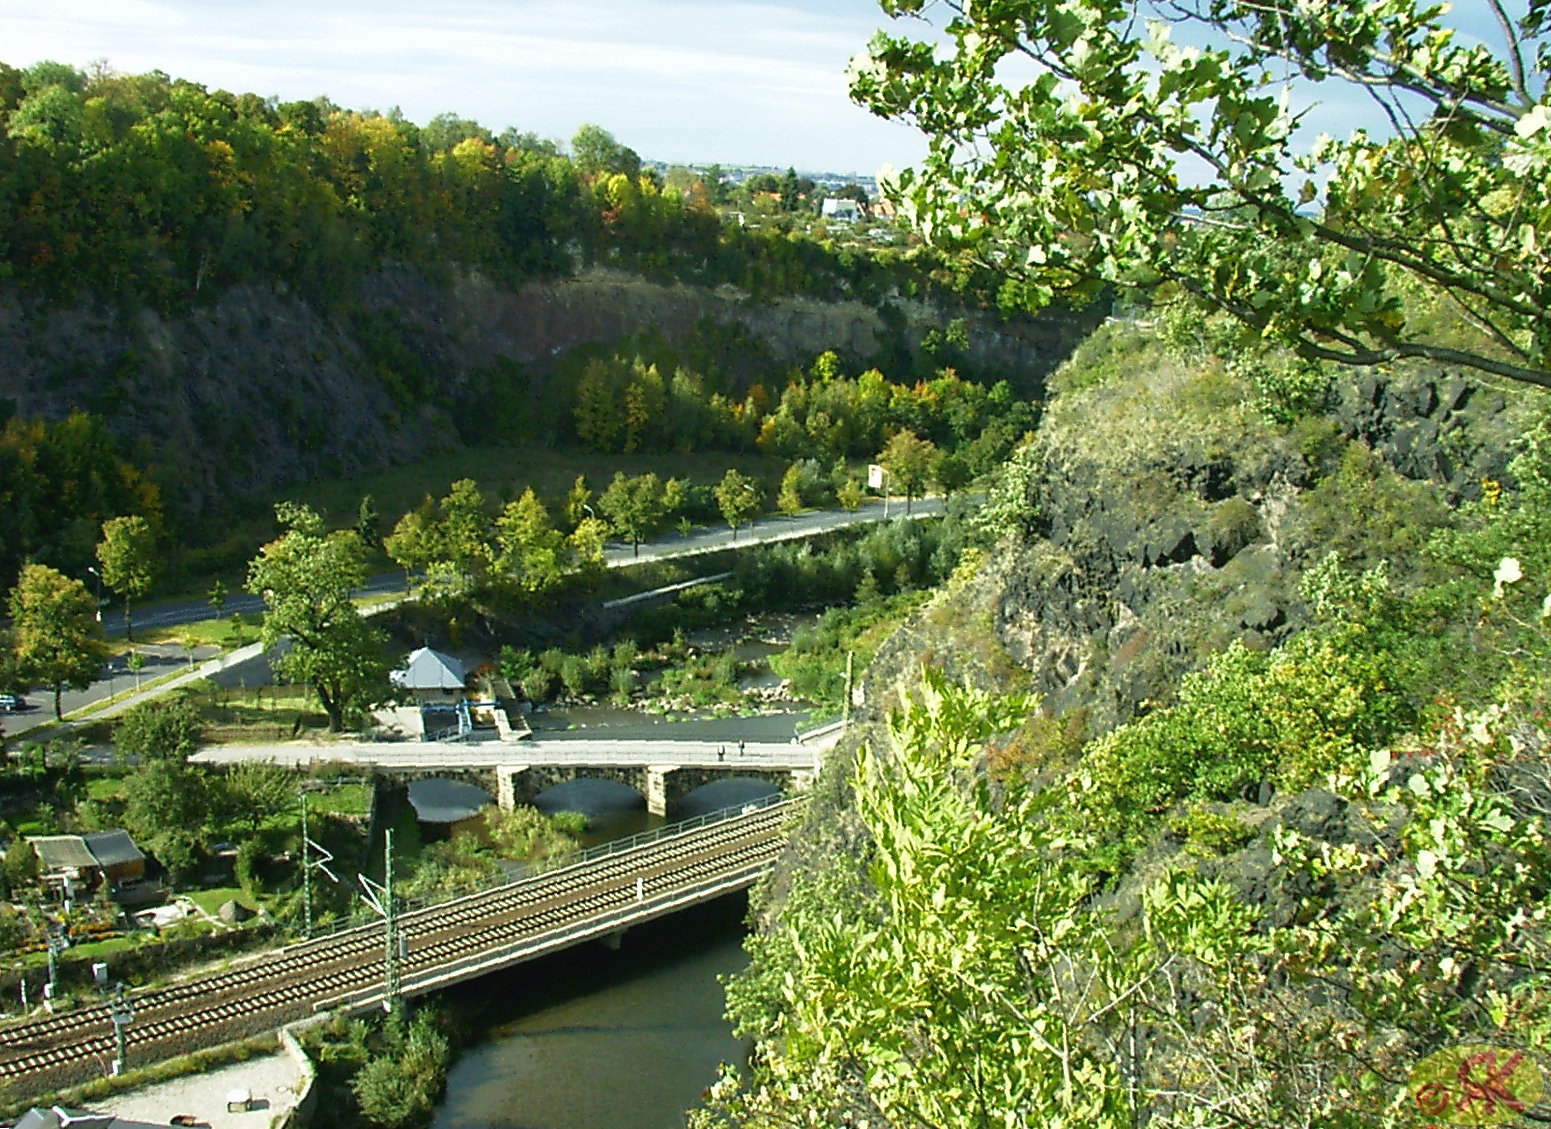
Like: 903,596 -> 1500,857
358,827 -> 399,1012
299,778 -> 357,938
300,790 -> 312,938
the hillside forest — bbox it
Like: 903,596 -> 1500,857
2,0 -> 1551,1121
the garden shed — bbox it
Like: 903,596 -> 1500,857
391,647 -> 468,703
28,830 -> 147,900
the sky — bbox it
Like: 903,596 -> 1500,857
0,0 -> 929,176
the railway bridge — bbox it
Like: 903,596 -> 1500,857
0,798 -> 798,1097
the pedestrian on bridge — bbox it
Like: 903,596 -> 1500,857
738,739 -> 745,757
717,746 -> 725,762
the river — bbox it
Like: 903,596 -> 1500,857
428,611 -> 814,1125
430,895 -> 749,1129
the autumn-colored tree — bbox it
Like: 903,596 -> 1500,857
96,514 -> 158,641
9,564 -> 103,720
879,429 -> 938,514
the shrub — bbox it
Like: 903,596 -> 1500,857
114,696 -> 204,762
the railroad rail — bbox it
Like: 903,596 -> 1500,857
0,799 -> 797,1094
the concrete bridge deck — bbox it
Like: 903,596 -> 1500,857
190,735 -> 824,771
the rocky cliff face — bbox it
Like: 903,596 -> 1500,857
0,267 -> 1096,524
986,350 -> 1529,736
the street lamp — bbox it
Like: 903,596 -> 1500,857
86,566 -> 103,623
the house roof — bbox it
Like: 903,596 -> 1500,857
391,647 -> 467,691
408,778 -> 493,824
83,830 -> 145,869
28,831 -> 144,873
28,837 -> 100,871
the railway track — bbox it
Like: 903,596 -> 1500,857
0,800 -> 795,1090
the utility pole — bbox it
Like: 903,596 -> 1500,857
843,650 -> 854,731
358,827 -> 399,1012
300,790 -> 312,938
45,930 -> 64,1000
299,781 -> 350,937
384,828 -> 398,1009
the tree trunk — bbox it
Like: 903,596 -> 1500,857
319,684 -> 345,733
125,597 -> 134,642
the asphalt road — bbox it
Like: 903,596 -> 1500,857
6,496 -> 950,742
101,495 -> 949,637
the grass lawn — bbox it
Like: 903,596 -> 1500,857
186,886 -> 260,917
305,783 -> 371,819
137,613 -> 261,650
187,684 -> 332,744
85,776 -> 127,802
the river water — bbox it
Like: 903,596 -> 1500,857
428,612 -> 815,1125
430,895 -> 749,1129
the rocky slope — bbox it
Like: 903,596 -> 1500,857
0,266 -> 1097,525
987,343 -> 1530,735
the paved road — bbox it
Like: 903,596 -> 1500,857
7,497 -> 946,745
0,642 -> 230,740
100,496 -> 949,637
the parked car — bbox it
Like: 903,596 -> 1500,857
0,694 -> 28,711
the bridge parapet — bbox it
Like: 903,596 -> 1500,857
496,762 -> 803,816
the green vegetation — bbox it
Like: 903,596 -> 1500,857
771,591 -> 929,713
853,0 -> 1549,387
705,662 -> 1551,1127
302,1008 -> 454,1129
0,411 -> 162,593
8,563 -> 103,720
247,502 -> 390,732
95,515 -> 159,642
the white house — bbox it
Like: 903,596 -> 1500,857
821,197 -> 864,223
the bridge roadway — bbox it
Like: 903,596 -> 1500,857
0,799 -> 796,1096
189,736 -> 825,771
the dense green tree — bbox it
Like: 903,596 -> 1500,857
568,515 -> 610,579
714,469 -> 764,540
2,839 -> 38,897
570,123 -> 640,180
851,0 -> 1551,386
564,474 -> 594,529
932,449 -> 972,501
599,472 -> 667,556
247,502 -> 388,732
114,697 -> 204,762
0,412 -> 161,590
430,478 -> 491,594
494,489 -> 567,595
384,500 -> 441,593
355,494 -> 382,551
122,759 -> 205,883
878,428 -> 937,513
217,761 -> 295,835
9,563 -> 102,720
95,514 -> 158,641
